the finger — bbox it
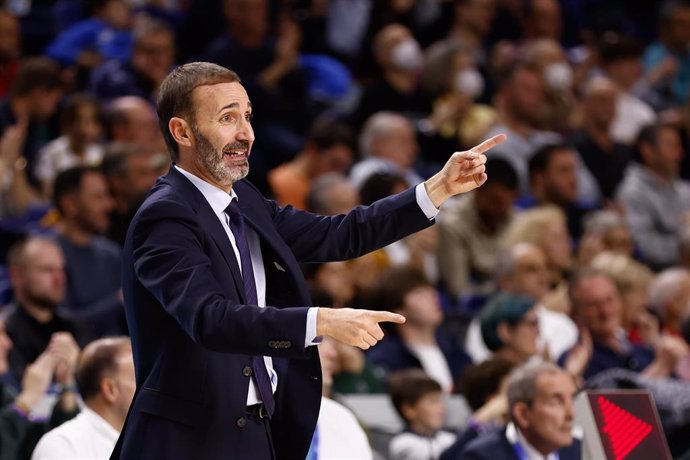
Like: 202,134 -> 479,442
363,333 -> 378,347
469,133 -> 506,155
473,172 -> 487,186
370,324 -> 384,341
370,311 -> 406,324
463,164 -> 486,177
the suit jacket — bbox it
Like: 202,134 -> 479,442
111,166 -> 433,460
458,428 -> 581,460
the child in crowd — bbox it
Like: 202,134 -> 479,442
387,369 -> 455,460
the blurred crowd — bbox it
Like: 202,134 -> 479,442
2,0 -> 690,459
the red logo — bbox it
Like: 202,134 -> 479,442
598,396 -> 653,460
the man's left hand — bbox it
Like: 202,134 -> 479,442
424,134 -> 507,208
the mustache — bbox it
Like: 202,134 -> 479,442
223,141 -> 250,153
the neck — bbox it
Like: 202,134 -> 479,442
501,112 -> 534,138
18,297 -> 55,324
59,220 -> 93,246
646,165 -> 674,184
519,425 -> 558,457
408,420 -> 436,437
290,153 -> 315,178
86,399 -> 124,432
384,70 -> 417,93
177,159 -> 233,194
586,124 -> 612,151
497,348 -> 529,365
69,137 -> 87,157
398,325 -> 436,346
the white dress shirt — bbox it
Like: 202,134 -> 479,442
175,166 -> 439,405
31,407 -> 119,460
506,422 -> 559,460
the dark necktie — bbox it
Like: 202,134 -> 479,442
225,199 -> 275,418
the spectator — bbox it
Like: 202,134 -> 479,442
353,24 -> 431,128
480,63 -> 560,197
519,0 -> 562,41
503,206 -> 573,305
560,269 -> 684,380
0,12 -> 21,98
52,166 -> 124,342
465,243 -> 578,363
616,123 -> 690,270
5,237 -> 81,383
302,261 -> 355,309
44,0 -> 133,68
447,0 -> 496,56
387,369 -> 456,460
479,294 -> 540,365
367,267 -> 471,393
104,96 -> 164,152
437,157 -> 518,299
305,173 -> 359,217
306,337 -> 373,460
350,112 -> 422,190
90,18 -> 176,105
588,252 -> 654,344
597,34 -> 656,145
0,58 -> 63,190
440,357 -> 515,460
571,76 -> 631,200
419,39 -> 497,168
578,210 -> 634,264
101,143 -> 159,246
35,94 -> 105,198
32,337 -> 135,460
0,319 -> 79,460
648,268 -> 690,337
457,362 -> 580,460
269,119 -> 354,209
642,0 -> 690,110
524,143 -> 596,239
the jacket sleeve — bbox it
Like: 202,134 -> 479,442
269,186 -> 434,263
130,198 -> 311,357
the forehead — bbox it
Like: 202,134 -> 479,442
25,241 -> 63,264
191,82 -> 250,117
536,371 -> 576,396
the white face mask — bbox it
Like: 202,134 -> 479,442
544,62 -> 573,91
392,39 -> 423,71
455,68 -> 484,99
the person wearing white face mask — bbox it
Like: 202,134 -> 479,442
353,24 -> 431,128
418,40 -> 497,168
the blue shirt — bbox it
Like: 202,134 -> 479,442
45,18 -> 133,66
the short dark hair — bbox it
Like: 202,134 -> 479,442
100,142 -> 148,178
597,33 -> 644,64
370,266 -> 431,312
9,57 -> 62,98
59,93 -> 103,132
633,122 -> 680,164
76,337 -> 131,401
53,165 -> 104,214
306,117 -> 354,153
459,357 -> 515,411
484,157 -> 519,190
528,143 -> 572,181
358,171 -> 408,206
480,293 -> 535,351
387,369 -> 443,423
156,62 -> 241,162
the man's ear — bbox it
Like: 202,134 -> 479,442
497,322 -> 512,345
169,117 -> 193,148
512,401 -> 531,429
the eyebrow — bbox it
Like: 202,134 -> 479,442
217,101 -> 252,114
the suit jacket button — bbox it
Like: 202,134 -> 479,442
242,366 -> 252,377
236,417 -> 246,428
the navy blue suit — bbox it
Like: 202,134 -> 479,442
458,429 -> 581,460
111,166 -> 433,460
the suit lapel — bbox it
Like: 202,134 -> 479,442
165,166 -> 246,303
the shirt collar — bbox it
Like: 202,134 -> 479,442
506,422 -> 558,460
81,406 -> 121,441
174,165 -> 237,216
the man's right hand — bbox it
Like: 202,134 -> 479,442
317,308 -> 405,350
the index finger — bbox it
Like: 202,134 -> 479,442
469,133 -> 507,155
370,311 -> 406,324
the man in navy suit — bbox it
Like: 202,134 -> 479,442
110,62 -> 505,460
458,362 -> 581,460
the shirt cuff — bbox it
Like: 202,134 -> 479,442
415,182 -> 439,220
305,307 -> 322,347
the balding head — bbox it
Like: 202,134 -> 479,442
582,76 -> 618,131
359,112 -> 418,168
107,96 -> 159,145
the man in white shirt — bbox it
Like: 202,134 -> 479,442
32,337 -> 134,460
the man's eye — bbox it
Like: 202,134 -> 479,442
221,114 -> 233,122
245,113 -> 253,122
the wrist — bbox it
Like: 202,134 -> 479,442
14,394 -> 37,413
424,175 -> 450,209
55,382 -> 78,395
